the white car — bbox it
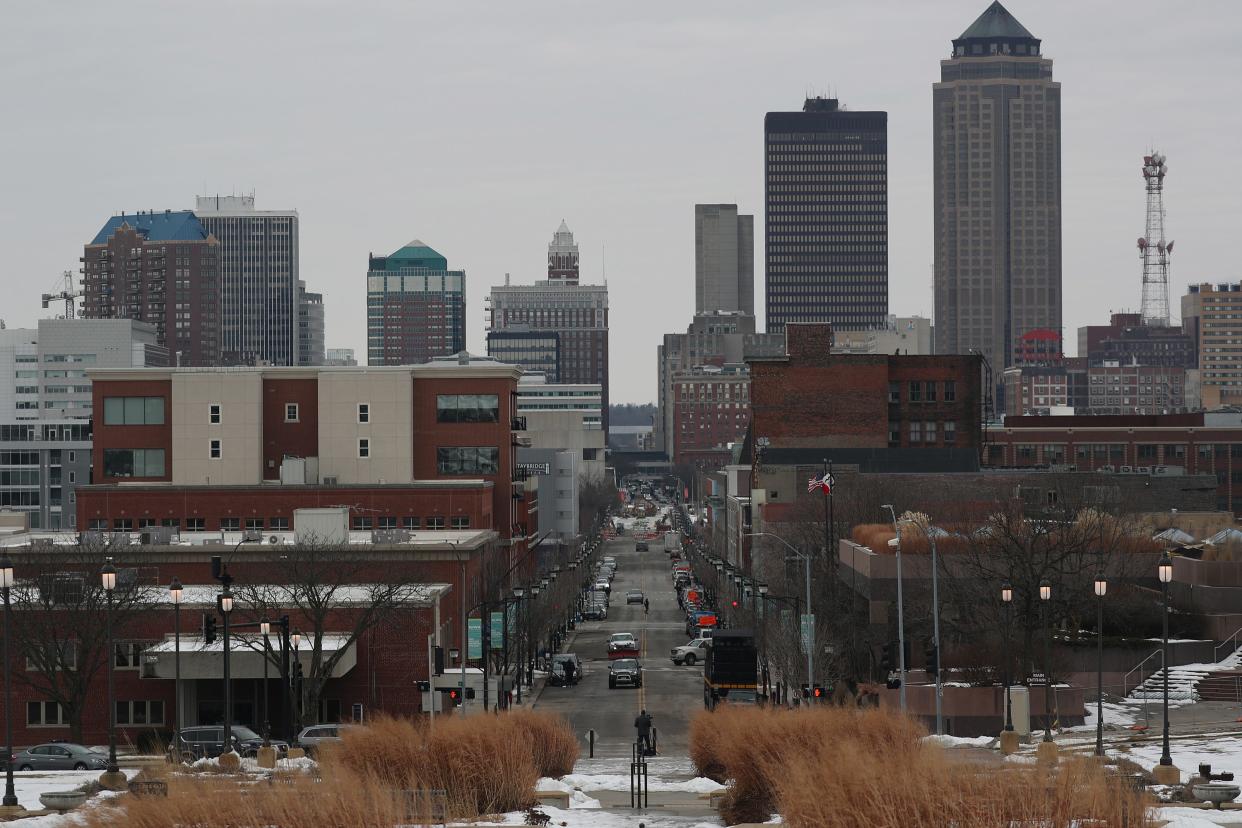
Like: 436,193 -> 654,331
608,632 -> 638,653
671,637 -> 711,666
594,579 -> 612,594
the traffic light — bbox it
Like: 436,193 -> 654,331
464,687 -> 476,700
812,685 -> 825,699
294,662 -> 304,681
880,641 -> 894,672
730,599 -> 739,608
433,646 -> 445,676
925,640 -> 939,678
416,681 -> 431,692
202,613 -> 217,645
446,688 -> 462,707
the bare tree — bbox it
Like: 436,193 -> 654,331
6,537 -> 160,743
230,541 -> 431,725
578,470 -> 617,534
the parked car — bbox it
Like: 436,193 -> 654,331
582,603 -> 608,620
296,724 -> 354,755
602,556 -> 618,569
686,611 -> 718,637
671,637 -> 712,666
594,579 -> 612,594
608,658 -> 643,689
176,725 -> 290,759
12,743 -> 107,771
636,542 -> 648,552
548,653 -> 584,686
625,589 -> 645,605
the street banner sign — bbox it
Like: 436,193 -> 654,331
800,613 -> 815,653
468,618 -> 482,660
490,612 -> 504,649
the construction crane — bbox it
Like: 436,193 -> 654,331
41,270 -> 83,319
1138,151 -> 1173,327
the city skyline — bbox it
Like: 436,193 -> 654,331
2,1 -> 1240,403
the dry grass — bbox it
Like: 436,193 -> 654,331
691,705 -> 1153,827
82,711 -> 577,826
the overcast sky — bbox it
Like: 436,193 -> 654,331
2,1 -> 1239,404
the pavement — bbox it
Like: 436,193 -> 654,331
532,536 -> 706,760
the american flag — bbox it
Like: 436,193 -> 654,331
807,473 -> 835,494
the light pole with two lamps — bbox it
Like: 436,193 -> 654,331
219,584 -> 237,767
999,582 -> 1018,755
169,578 -> 183,762
880,506 -> 907,713
1036,579 -> 1057,764
99,561 -> 126,789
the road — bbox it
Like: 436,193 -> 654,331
535,536 -> 704,758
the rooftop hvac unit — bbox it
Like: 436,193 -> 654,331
1119,466 -> 1134,474
1097,465 -> 1116,473
1135,466 -> 1151,475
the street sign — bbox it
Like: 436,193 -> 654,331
490,612 -> 504,650
467,618 -> 483,660
800,613 -> 815,653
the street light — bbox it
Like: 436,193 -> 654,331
1038,579 -> 1053,745
169,577 -> 183,761
260,620 -> 272,745
100,561 -> 121,782
1158,552 -> 1174,773
512,586 -> 525,704
1001,583 -> 1014,735
1093,574 -> 1108,758
1,553 -> 18,811
219,585 -> 234,758
881,506 -> 907,713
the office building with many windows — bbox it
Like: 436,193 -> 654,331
487,328 -> 561,381
696,204 -> 754,316
367,241 -> 466,366
764,97 -> 888,332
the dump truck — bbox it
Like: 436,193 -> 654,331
703,629 -> 758,710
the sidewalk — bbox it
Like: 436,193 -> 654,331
507,624 -> 582,710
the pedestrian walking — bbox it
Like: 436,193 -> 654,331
644,597 -> 650,614
635,709 -> 653,755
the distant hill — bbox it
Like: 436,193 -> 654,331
609,403 -> 656,427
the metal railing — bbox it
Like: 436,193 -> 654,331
1121,648 -> 1164,697
1214,627 -> 1242,664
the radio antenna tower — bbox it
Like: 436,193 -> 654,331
1137,150 -> 1173,326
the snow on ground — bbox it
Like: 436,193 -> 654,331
7,768 -> 137,813
1154,808 -> 1242,828
1122,735 -> 1242,784
1060,699 -> 1140,732
923,734 -> 995,748
561,771 -> 724,793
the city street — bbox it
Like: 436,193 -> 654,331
535,536 -> 704,758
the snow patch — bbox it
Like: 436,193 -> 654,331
923,734 -> 995,748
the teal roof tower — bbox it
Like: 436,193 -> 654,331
953,2 -> 1040,56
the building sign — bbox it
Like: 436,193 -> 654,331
517,462 -> 551,476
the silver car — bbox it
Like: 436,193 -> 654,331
296,724 -> 353,755
12,742 -> 108,771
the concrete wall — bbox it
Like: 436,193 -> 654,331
317,371 -> 414,484
172,372 -> 264,484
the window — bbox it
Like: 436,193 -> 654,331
103,449 -> 165,478
909,422 -> 922,443
116,700 -> 164,726
185,518 -> 205,532
161,518 -> 179,528
270,517 -> 289,531
358,403 -> 369,423
358,439 -> 370,458
209,404 -> 221,425
944,421 -> 957,443
924,421 -> 937,442
210,439 -> 221,459
115,642 -> 147,669
284,403 -> 299,423
220,517 -> 240,531
888,382 -> 900,404
436,447 -> 499,475
27,640 -> 78,671
245,518 -> 264,532
888,422 -> 900,443
27,701 -> 66,727
378,516 -> 398,530
68,472 -> 75,484
925,382 -> 937,402
352,516 -> 374,530
436,395 -> 500,423
426,516 -> 446,530
451,516 -> 471,529
88,518 -> 107,530
908,381 -> 922,402
943,381 -> 956,402
402,516 -> 420,530
103,397 -> 164,425
1137,444 -> 1158,460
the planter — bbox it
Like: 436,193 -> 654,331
1192,782 -> 1240,809
39,790 -> 88,812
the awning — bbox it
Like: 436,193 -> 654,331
141,634 -> 356,680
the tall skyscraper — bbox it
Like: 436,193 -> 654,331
194,195 -> 300,366
82,210 -> 221,366
297,280 -> 325,366
933,2 -> 1062,383
695,204 -> 754,315
367,240 -> 466,365
764,97 -> 888,333
488,222 -> 609,427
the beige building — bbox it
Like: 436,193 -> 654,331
1183,282 -> 1242,408
933,2 -> 1062,384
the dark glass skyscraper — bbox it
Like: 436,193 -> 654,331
764,97 -> 888,333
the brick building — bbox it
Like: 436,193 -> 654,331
76,359 -> 534,571
1077,312 -> 1196,368
670,363 -> 750,471
81,211 -> 221,366
747,324 -> 982,454
0,529 -> 499,747
366,241 -> 466,366
983,410 -> 1242,514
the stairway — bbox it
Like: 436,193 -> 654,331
1196,671 -> 1242,702
1129,648 -> 1242,702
